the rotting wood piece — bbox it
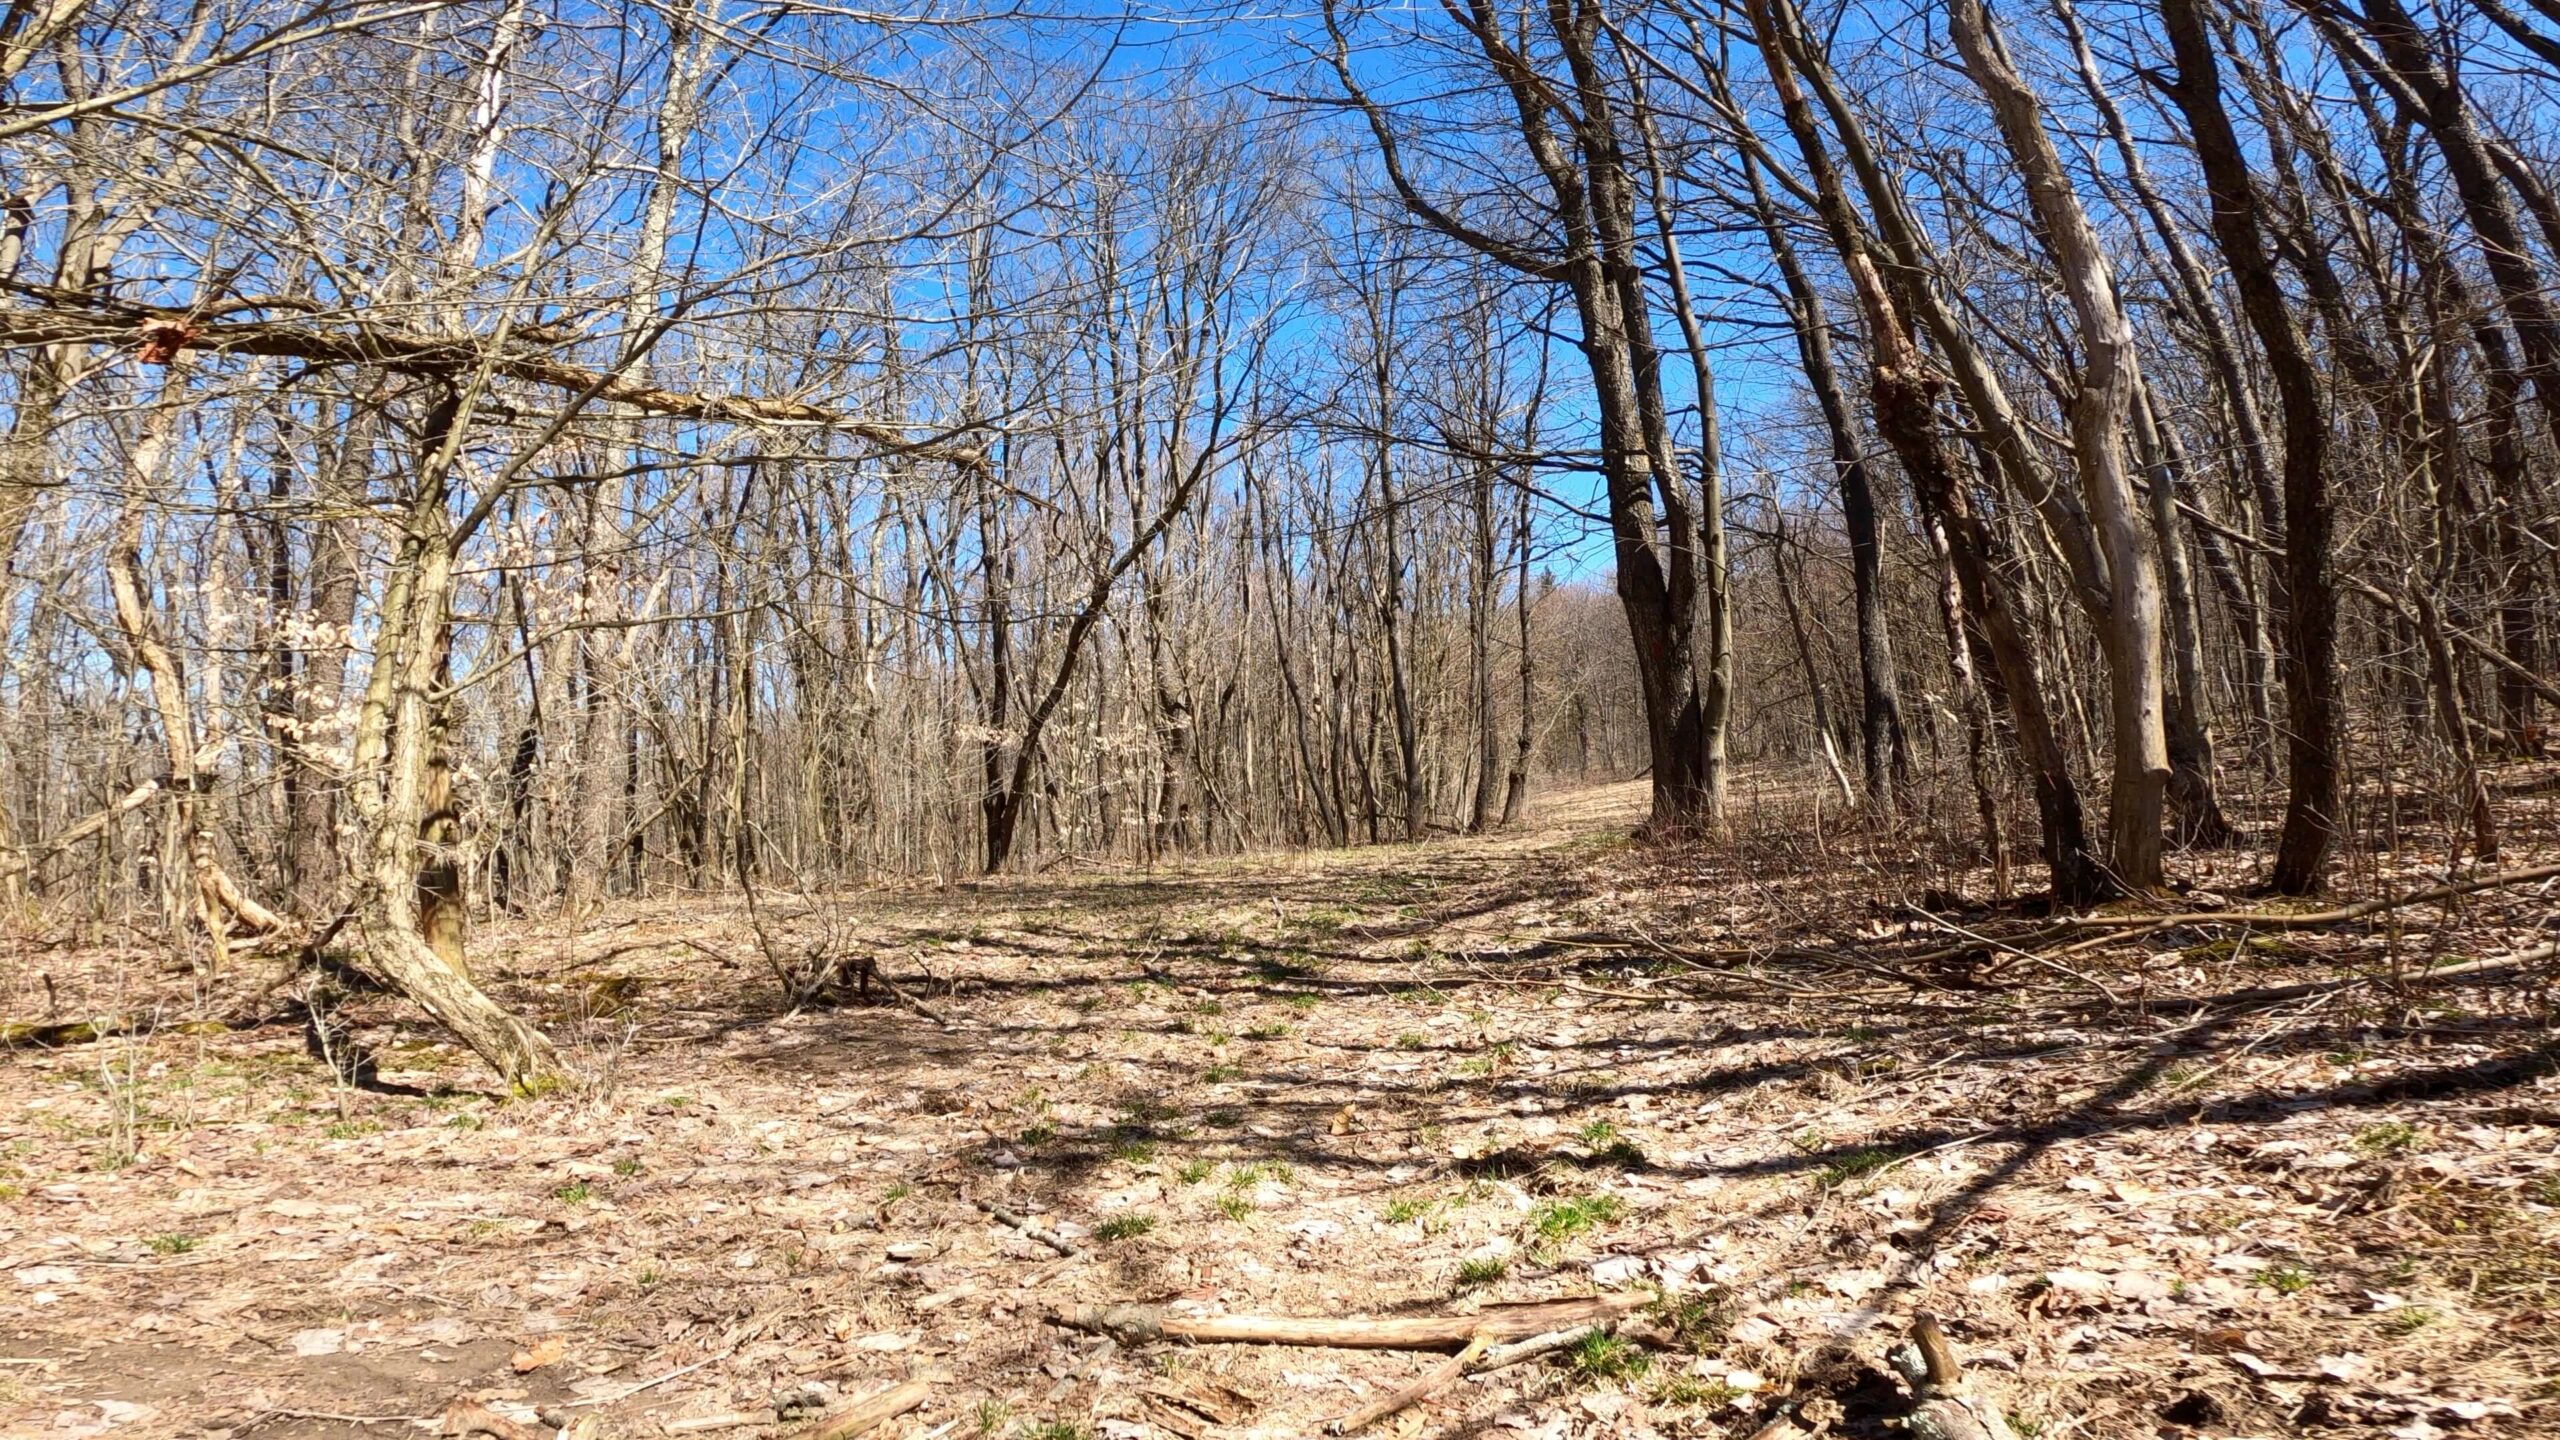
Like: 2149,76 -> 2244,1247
810,1378 -> 931,1440
1049,1292 -> 1644,1351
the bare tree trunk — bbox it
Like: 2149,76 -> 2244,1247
2158,0 -> 2342,894
1743,0 -> 2104,904
345,394 -> 564,1094
1947,0 -> 2169,892
106,372 -> 287,965
2132,381 -> 2236,847
1773,510 -> 1856,808
1738,145 -> 1906,803
1467,449 -> 1502,834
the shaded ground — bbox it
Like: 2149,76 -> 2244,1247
3,773 -> 2558,1440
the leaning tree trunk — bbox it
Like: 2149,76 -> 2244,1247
1741,0 -> 2103,902
107,370 -> 288,966
345,419 -> 565,1094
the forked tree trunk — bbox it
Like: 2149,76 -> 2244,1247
1743,0 -> 2103,904
345,406 -> 565,1094
1947,0 -> 2170,893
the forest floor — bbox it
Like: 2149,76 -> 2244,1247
4,770 -> 2560,1440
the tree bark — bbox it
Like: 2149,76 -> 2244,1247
1947,0 -> 2170,892
2156,0 -> 2342,894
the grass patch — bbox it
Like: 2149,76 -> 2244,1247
554,1181 -> 593,1204
2356,1121 -> 2420,1154
2258,1262 -> 2313,1295
1214,1193 -> 1251,1222
2383,1306 -> 2435,1335
1176,1159 -> 1213,1184
1650,1290 -> 1734,1350
1817,1147 -> 1899,1190
1577,1119 -> 1647,1169
145,1233 -> 197,1255
1564,1330 -> 1650,1381
1649,1374 -> 1738,1407
1093,1214 -> 1156,1242
1453,1254 -> 1509,1289
1245,1023 -> 1289,1041
1529,1193 -> 1623,1244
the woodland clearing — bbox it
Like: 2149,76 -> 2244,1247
4,774 -> 2557,1440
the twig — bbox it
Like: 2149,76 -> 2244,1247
2126,945 -> 2555,1016
663,1413 -> 766,1434
1327,1332 -> 1489,1434
253,1410 -> 432,1428
879,959 -> 951,1024
1466,1323 -> 1602,1373
567,1309 -> 778,1408
1907,906 -> 2124,1006
1050,1293 -> 1643,1349
976,1198 -> 1082,1257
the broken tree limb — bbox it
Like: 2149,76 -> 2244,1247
0,779 -> 161,880
2063,861 -> 2560,930
975,1199 -> 1082,1258
0,289 -> 989,469
1049,1292 -> 1644,1351
2131,945 -> 2557,1015
1327,1331 -> 1489,1434
1888,1313 -> 2016,1440
1465,1322 -> 1604,1373
810,1379 -> 930,1440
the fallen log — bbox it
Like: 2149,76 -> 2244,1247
1327,1332 -> 1489,1434
1049,1292 -> 1644,1351
2,1015 -> 232,1048
810,1379 -> 930,1440
2131,945 -> 2555,1016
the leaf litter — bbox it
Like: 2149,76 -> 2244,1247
1,776 -> 2555,1438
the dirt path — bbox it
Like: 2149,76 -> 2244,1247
3,779 -> 2556,1439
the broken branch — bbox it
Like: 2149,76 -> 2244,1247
1326,1331 -> 1488,1434
976,1199 -> 1082,1258
1049,1292 -> 1644,1350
